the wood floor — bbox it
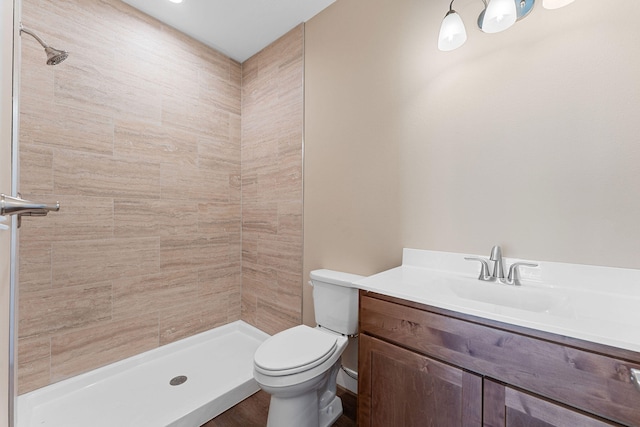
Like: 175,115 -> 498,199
202,387 -> 357,427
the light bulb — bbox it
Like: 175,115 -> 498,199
438,10 -> 467,51
482,0 -> 517,33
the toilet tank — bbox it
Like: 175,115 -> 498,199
310,269 -> 364,336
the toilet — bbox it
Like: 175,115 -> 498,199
253,269 -> 363,427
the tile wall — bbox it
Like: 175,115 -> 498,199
241,27 -> 304,336
17,0 -> 302,394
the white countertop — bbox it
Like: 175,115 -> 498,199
355,248 -> 640,353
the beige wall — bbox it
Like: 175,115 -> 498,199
18,0 -> 243,393
241,26 -> 304,336
304,0 -> 640,325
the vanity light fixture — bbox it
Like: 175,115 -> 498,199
482,0 -> 517,33
438,0 -> 541,51
438,1 -> 467,51
542,0 -> 575,9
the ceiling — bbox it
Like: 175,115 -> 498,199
121,0 -> 336,63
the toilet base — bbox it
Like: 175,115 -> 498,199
265,392 -> 343,427
319,395 -> 343,427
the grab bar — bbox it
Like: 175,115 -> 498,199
0,193 -> 60,216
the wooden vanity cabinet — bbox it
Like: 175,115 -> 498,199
359,333 -> 482,426
358,291 -> 640,427
483,379 -> 616,427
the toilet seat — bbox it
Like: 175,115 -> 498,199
254,325 -> 338,376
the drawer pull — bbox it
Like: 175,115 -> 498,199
632,368 -> 640,392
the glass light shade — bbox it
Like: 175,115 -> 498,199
438,11 -> 467,52
542,0 -> 574,9
482,0 -> 517,33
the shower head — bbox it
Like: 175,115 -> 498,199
44,46 -> 69,66
19,24 -> 68,65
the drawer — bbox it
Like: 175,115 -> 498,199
360,293 -> 640,426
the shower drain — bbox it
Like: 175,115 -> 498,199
169,375 -> 188,386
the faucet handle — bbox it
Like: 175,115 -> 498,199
507,262 -> 539,286
464,257 -> 491,280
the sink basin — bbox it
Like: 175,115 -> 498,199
450,279 -> 564,313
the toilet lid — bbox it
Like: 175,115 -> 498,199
254,325 -> 337,375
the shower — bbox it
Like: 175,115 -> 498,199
19,24 -> 68,65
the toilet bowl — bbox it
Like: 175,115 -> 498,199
253,269 -> 363,427
254,325 -> 348,427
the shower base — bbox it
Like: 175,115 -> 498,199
17,321 -> 269,427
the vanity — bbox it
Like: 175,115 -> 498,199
355,248 -> 640,427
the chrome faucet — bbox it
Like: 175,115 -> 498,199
465,245 -> 538,286
489,245 -> 505,279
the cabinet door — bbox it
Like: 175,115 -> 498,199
483,379 -> 620,427
358,334 -> 482,427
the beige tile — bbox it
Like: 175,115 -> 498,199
51,315 -> 159,382
241,234 -> 259,265
198,268 -> 241,299
230,60 -> 242,89
52,196 -> 114,241
229,172 -> 242,204
54,55 -> 118,118
111,67 -> 164,124
18,335 -> 50,365
17,355 -> 50,395
276,157 -> 303,201
256,298 -> 301,336
114,198 -> 198,238
159,299 -> 228,345
227,291 -> 242,321
197,46 -> 233,83
199,71 -> 241,115
18,240 -> 52,294
239,24 -> 304,335
20,144 -> 54,195
197,135 -> 240,170
112,270 -> 199,320
278,200 -> 303,237
114,120 -> 197,167
21,101 -> 114,155
241,293 -> 257,328
160,234 -> 231,271
241,173 -> 259,204
276,270 -> 304,309
23,0 -> 118,62
17,335 -> 51,395
19,282 -> 112,338
229,113 -> 241,149
198,202 -> 241,235
242,203 -> 278,234
257,236 -> 303,274
18,206 -> 55,243
242,263 -> 278,304
19,41 -> 54,106
53,149 -> 161,199
160,163 -> 230,202
161,93 -> 230,140
52,238 -> 159,288
17,336 -> 51,394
